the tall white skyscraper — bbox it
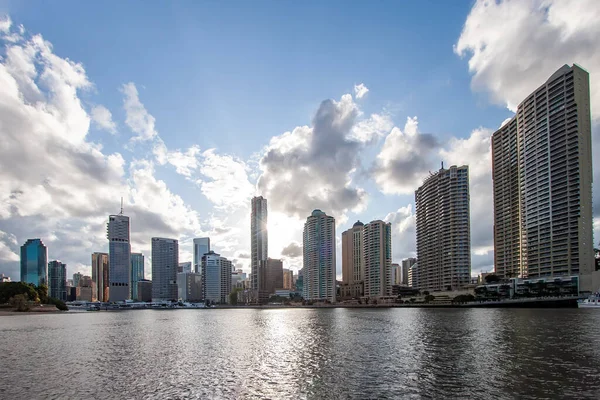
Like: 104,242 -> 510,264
151,238 -> 178,302
492,64 -> 594,290
341,221 -> 364,285
193,237 -> 210,273
251,196 -> 268,302
107,213 -> 131,301
302,209 -> 336,303
202,251 -> 232,304
415,165 -> 471,291
401,258 -> 416,285
363,220 -> 392,298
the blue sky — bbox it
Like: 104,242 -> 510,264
0,0 -> 598,280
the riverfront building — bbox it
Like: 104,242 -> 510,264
20,239 -> 48,287
251,196 -> 269,302
193,237 -> 210,273
302,210 -> 336,303
151,238 -> 178,302
177,272 -> 202,301
415,165 -> 471,291
402,258 -> 416,285
48,260 -> 67,301
202,251 -> 232,304
137,279 -> 152,302
363,220 -> 392,298
107,213 -> 131,301
91,252 -> 109,302
131,253 -> 144,301
492,64 -> 594,290
264,258 -> 283,296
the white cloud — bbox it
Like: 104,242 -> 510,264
455,0 -> 600,121
197,149 -> 255,210
257,94 -> 369,220
354,83 -> 369,99
0,15 -> 12,34
91,105 -> 117,133
384,204 -> 416,263
0,19 -> 205,281
121,82 -> 158,141
153,139 -> 201,177
350,112 -> 394,143
372,116 -> 439,194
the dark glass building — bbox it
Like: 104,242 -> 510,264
48,260 -> 67,301
20,239 -> 48,287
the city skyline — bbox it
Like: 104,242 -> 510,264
1,1 -> 599,284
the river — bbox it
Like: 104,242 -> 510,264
1,308 -> 599,399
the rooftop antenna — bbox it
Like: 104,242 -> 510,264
441,161 -> 444,170
119,197 -> 124,215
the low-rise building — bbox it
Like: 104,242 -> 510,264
137,279 -> 152,302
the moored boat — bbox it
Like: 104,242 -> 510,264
578,293 -> 600,308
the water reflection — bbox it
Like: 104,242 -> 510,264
1,309 -> 600,399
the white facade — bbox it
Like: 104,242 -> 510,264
202,251 -> 232,304
302,210 -> 336,302
401,258 -> 416,286
363,220 -> 392,298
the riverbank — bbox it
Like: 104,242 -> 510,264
218,296 -> 583,309
0,305 -> 62,316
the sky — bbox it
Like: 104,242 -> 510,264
0,0 -> 599,281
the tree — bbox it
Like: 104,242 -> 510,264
35,284 -> 48,304
9,294 -> 30,311
229,288 -> 242,305
484,274 -> 501,284
422,290 -> 430,296
0,282 -> 40,303
47,297 -> 68,311
424,295 -> 435,303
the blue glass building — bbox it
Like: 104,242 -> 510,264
20,239 -> 48,287
131,253 -> 144,301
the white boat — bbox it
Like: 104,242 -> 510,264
578,293 -> 600,308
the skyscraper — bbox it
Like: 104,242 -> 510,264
391,263 -> 401,285
415,165 -> 471,291
363,220 -> 392,298
48,260 -> 67,301
151,238 -> 178,302
341,221 -> 364,285
91,252 -> 109,302
107,213 -> 131,301
131,253 -> 144,301
193,238 -> 210,273
73,272 -> 83,288
492,64 -> 594,289
20,239 -> 48,287
283,269 -> 294,289
202,251 -> 232,304
302,209 -> 336,303
401,258 -> 416,285
264,258 -> 283,296
251,196 -> 268,301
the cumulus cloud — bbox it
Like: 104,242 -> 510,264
281,242 -> 302,258
257,94 -> 369,219
153,138 -> 201,177
0,15 -> 11,33
371,116 -> 439,195
354,83 -> 369,99
455,0 -> 600,121
384,204 -> 416,262
121,82 -> 158,141
0,19 -> 205,280
90,105 -> 117,133
197,149 -> 255,210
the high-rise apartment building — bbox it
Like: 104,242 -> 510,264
151,238 -> 178,302
107,213 -> 131,301
264,258 -> 283,296
408,262 -> 419,288
20,239 -> 48,287
341,221 -> 364,285
73,272 -> 82,288
193,238 -> 210,273
131,253 -> 144,301
202,251 -> 232,304
251,196 -> 268,302
415,165 -> 471,291
401,258 -> 416,285
48,260 -> 67,301
302,209 -> 336,302
492,64 -> 594,289
92,252 -> 109,302
363,220 -> 392,298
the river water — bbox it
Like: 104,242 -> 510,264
1,308 -> 599,399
